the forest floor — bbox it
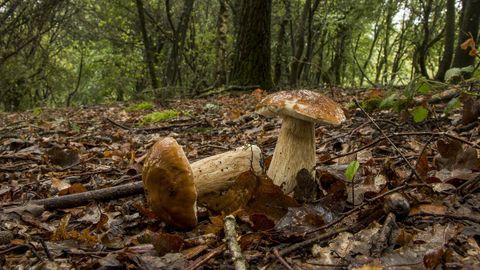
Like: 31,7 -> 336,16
1,86 -> 480,269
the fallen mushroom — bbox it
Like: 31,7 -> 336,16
256,90 -> 346,193
142,137 -> 262,229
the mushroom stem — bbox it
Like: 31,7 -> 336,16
267,115 -> 315,193
192,145 -> 263,197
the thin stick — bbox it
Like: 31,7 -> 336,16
273,248 -> 295,270
185,244 -> 225,270
278,226 -> 353,256
353,99 -> 423,182
319,131 -> 480,164
224,215 -> 248,270
106,117 -> 132,130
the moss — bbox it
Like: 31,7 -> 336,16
360,97 -> 382,112
32,107 -> 43,116
141,110 -> 180,125
127,101 -> 154,111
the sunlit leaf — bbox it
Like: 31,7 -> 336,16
345,160 -> 360,182
411,106 -> 429,123
417,81 -> 431,94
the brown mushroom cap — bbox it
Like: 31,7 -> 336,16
142,137 -> 198,229
256,90 -> 346,125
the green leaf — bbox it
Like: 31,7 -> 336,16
444,97 -> 461,114
379,93 -> 397,109
345,160 -> 360,182
411,106 -> 429,123
417,81 -> 431,95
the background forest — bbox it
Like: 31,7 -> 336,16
0,0 -> 479,111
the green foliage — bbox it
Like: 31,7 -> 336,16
127,101 -> 154,111
444,97 -> 461,114
32,107 -> 43,116
445,66 -> 475,83
410,106 -> 429,123
140,110 -> 180,125
360,97 -> 382,112
345,160 -> 360,182
379,93 -> 399,109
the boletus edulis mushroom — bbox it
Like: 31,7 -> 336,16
256,90 -> 346,194
142,137 -> 262,229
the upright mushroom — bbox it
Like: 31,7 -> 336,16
142,137 -> 262,229
256,90 -> 346,193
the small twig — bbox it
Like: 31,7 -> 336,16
34,237 -> 53,261
278,226 -> 353,256
224,215 -> 248,270
273,249 -> 295,270
185,244 -> 225,270
365,183 -> 432,203
0,243 -> 42,261
320,131 -> 480,164
457,174 -> 480,195
409,212 -> 480,224
354,99 -> 424,182
106,117 -> 132,130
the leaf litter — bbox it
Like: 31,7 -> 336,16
0,88 -> 480,269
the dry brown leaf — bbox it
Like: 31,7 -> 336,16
409,204 -> 448,216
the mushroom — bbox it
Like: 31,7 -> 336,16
256,90 -> 346,193
142,137 -> 262,229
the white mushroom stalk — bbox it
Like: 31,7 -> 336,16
256,90 -> 346,194
267,115 -> 315,193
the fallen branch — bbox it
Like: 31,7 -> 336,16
10,180 -> 144,211
223,215 -> 248,270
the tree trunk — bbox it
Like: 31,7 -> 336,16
329,26 -> 349,85
165,0 -> 195,86
230,0 -> 273,90
390,4 -> 412,83
382,0 -> 395,84
274,0 -> 290,86
135,0 -> 159,90
289,0 -> 310,86
299,0 -> 322,84
418,0 -> 433,78
360,18 -> 382,86
435,0 -> 456,81
452,0 -> 480,68
66,49 -> 84,107
215,0 -> 228,85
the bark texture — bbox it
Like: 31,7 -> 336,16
435,0 -> 456,81
230,0 -> 273,90
452,0 -> 480,68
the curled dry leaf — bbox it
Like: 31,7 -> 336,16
150,232 -> 186,256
